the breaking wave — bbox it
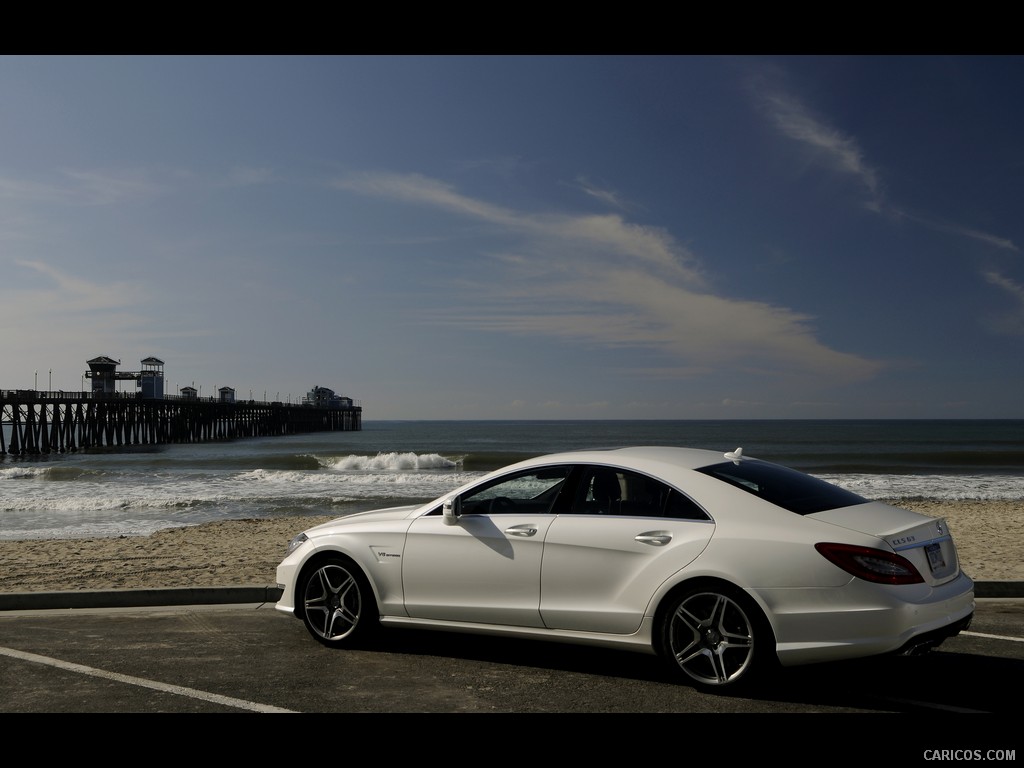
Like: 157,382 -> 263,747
320,452 -> 461,471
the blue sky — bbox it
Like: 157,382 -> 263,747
1,55 -> 1022,419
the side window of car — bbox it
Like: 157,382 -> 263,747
664,489 -> 711,521
573,467 -> 710,520
572,467 -> 659,517
575,468 -> 623,515
458,466 -> 572,515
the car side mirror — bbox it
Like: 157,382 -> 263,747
442,496 -> 460,526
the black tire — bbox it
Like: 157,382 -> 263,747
658,582 -> 775,690
299,556 -> 378,647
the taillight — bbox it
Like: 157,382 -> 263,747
814,542 -> 924,585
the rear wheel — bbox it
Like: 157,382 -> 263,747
299,556 -> 377,646
659,583 -> 773,690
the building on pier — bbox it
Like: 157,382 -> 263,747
86,355 -> 166,399
303,386 -> 353,408
140,357 -> 165,398
85,356 -> 121,395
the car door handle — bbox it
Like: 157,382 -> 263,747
505,524 -> 538,537
635,531 -> 672,546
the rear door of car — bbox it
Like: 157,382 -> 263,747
540,464 -> 715,635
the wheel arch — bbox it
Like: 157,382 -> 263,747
651,575 -> 779,655
651,574 -> 782,689
294,547 -> 379,616
294,549 -> 383,646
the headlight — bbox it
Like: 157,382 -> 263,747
285,532 -> 309,557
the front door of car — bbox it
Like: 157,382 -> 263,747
539,465 -> 716,635
402,465 -> 573,628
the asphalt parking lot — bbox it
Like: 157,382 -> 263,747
1,597 -> 1022,718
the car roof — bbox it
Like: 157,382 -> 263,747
514,445 -> 734,472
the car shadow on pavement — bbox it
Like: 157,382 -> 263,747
360,626 -> 1021,714
748,650 -> 1023,714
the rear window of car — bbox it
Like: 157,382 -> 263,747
696,460 -> 868,515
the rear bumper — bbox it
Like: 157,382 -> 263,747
894,610 -> 973,656
756,571 -> 976,667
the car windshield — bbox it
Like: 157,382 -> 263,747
696,459 -> 868,515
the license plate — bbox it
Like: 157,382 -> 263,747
926,542 -> 946,572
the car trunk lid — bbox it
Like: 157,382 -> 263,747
809,501 -> 961,585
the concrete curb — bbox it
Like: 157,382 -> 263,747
0,585 -> 284,611
0,582 -> 1019,612
974,582 -> 1024,599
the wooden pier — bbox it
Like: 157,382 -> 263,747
0,390 -> 361,455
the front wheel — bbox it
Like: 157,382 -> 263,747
658,584 -> 773,690
299,556 -> 377,646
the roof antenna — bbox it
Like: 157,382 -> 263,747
724,447 -> 744,462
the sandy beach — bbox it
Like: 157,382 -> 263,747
0,500 -> 1020,593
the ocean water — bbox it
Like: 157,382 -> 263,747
0,419 -> 1021,540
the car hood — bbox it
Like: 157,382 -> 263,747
303,504 -> 424,536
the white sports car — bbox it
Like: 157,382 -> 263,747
275,446 -> 975,690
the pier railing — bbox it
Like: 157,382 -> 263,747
0,390 -> 362,455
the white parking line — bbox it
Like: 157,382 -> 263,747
962,630 -> 1024,643
879,697 -> 990,714
0,645 -> 297,713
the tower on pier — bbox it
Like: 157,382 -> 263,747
139,357 -> 165,399
85,356 -> 121,395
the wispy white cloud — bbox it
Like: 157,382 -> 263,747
983,270 -> 1024,335
10,260 -> 145,312
758,89 -> 884,211
60,169 -> 161,205
336,172 -> 704,284
0,261 -> 158,382
754,76 -> 1016,252
337,171 -> 882,382
897,211 -> 1018,251
573,176 -> 628,210
0,165 -> 276,209
0,176 -> 77,204
224,165 -> 275,186
986,270 -> 1024,300
0,168 -> 161,206
337,172 -> 516,226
